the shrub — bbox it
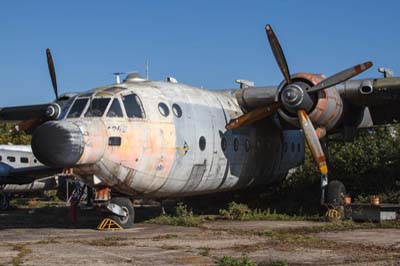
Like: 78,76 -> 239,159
147,202 -> 204,227
219,202 -> 309,221
216,254 -> 256,266
219,202 -> 251,220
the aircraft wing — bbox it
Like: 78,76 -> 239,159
337,77 -> 400,126
0,164 -> 63,185
0,103 -> 63,132
231,76 -> 400,130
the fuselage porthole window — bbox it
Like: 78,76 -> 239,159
221,137 -> 227,151
297,143 -> 301,152
172,104 -> 182,118
158,103 -> 170,117
67,98 -> 89,118
245,139 -> 251,152
20,157 -> 29,163
234,138 -> 239,152
106,98 -> 124,118
122,94 -> 145,118
7,156 -> 15,163
199,136 -> 206,151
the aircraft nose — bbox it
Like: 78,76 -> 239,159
32,121 -> 84,168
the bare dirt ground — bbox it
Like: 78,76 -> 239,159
0,206 -> 399,266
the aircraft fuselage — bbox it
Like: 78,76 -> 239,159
32,79 -> 304,198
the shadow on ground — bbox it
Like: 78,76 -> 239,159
0,205 -> 163,230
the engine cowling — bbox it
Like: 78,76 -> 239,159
276,73 -> 343,136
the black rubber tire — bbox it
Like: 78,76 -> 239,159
326,180 -> 346,206
0,193 -> 9,211
108,197 -> 135,228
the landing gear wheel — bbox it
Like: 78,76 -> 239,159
326,180 -> 346,207
0,193 -> 9,210
108,197 -> 135,228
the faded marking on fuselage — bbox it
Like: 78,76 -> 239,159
176,141 -> 189,157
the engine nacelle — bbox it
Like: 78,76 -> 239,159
277,73 -> 343,134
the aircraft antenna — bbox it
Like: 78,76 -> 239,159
113,72 -> 125,84
146,59 -> 149,80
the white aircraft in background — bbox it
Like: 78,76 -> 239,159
0,145 -> 59,210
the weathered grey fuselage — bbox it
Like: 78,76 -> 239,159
33,79 -> 305,198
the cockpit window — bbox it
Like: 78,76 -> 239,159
85,98 -> 111,117
106,98 -> 124,118
122,94 -> 145,118
67,98 -> 89,118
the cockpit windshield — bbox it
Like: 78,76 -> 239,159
106,98 -> 124,118
66,91 -> 145,119
85,98 -> 111,117
67,98 -> 89,118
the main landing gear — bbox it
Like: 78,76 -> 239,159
326,180 -> 346,207
108,197 -> 135,228
95,187 -> 135,229
324,180 -> 347,219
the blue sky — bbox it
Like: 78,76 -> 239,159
0,0 -> 399,105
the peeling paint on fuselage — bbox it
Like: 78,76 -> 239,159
68,80 -> 304,198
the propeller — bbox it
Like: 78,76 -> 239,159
265,24 -> 291,85
9,48 -> 61,133
46,48 -> 59,100
225,102 -> 282,130
226,24 -> 372,204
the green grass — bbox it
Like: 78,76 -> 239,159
152,234 -> 178,240
268,260 -> 289,266
198,247 -> 211,256
233,220 -> 400,257
88,236 -> 128,246
219,202 -> 320,221
215,254 -> 256,266
147,214 -> 204,226
147,203 -> 205,227
104,236 -> 127,241
36,238 -> 59,244
11,244 -> 32,266
149,201 -> 321,227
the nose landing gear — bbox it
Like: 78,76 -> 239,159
94,188 -> 135,229
107,197 -> 135,228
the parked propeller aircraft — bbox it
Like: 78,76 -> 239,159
1,24 -> 400,227
0,145 -> 60,210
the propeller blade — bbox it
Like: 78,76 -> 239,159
46,48 -> 59,100
265,24 -> 292,84
308,61 -> 373,93
225,102 -> 282,130
13,118 -> 43,133
297,110 -> 328,178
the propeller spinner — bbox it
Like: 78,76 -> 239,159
226,24 -> 372,204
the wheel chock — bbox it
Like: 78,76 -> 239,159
97,218 -> 123,231
325,208 -> 341,219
